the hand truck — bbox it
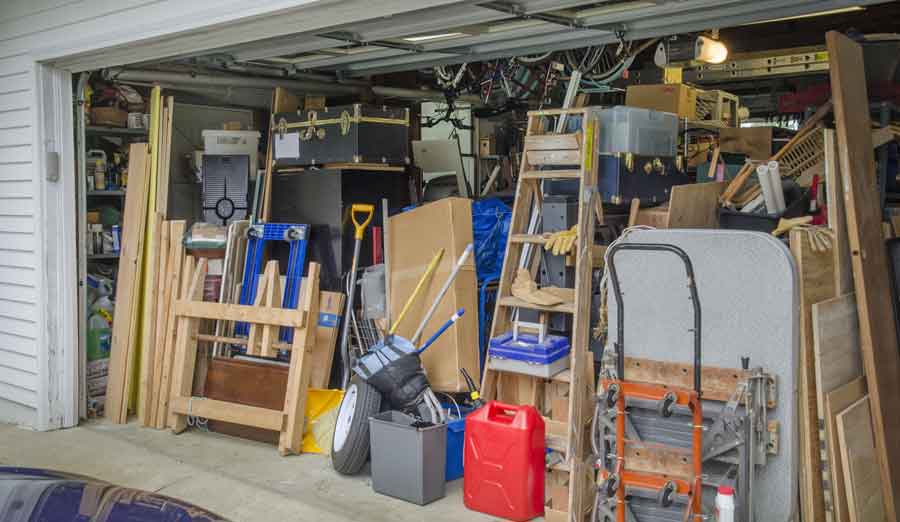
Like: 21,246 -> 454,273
599,242 -> 704,522
235,222 -> 310,343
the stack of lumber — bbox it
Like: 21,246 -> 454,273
789,31 -> 900,522
105,89 -> 175,423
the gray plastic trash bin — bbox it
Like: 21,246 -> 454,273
369,410 -> 447,505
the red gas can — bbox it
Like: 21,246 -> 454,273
463,401 -> 545,521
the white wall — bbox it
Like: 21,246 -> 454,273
0,54 -> 40,428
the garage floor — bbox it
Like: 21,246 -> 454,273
0,420 -> 495,522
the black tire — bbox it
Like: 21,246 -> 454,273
331,376 -> 382,475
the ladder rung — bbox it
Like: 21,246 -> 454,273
520,170 -> 581,180
524,132 -> 582,151
498,296 -> 575,314
509,233 -> 550,245
527,149 -> 581,166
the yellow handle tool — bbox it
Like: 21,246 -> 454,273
389,248 -> 444,335
351,204 -> 375,240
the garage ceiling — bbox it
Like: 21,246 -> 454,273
183,0 -> 889,77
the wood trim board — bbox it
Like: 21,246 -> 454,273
836,396 -> 885,522
827,30 -> 900,518
812,292 -> 862,520
825,376 -> 867,522
106,143 -> 152,423
790,228 -> 837,522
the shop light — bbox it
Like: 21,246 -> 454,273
695,35 -> 728,64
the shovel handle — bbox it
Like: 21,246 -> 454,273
351,204 -> 375,240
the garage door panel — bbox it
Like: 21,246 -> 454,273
0,163 -> 32,181
0,249 -> 35,269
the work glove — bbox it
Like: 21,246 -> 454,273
544,225 -> 577,256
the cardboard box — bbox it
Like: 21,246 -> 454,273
388,198 -> 480,393
91,106 -> 128,128
719,127 -> 772,160
626,84 -> 697,119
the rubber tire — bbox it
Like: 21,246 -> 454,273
331,376 -> 382,475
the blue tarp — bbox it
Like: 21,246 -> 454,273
472,197 -> 512,282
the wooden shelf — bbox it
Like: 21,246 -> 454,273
88,190 -> 126,197
86,126 -> 148,137
520,169 -> 581,180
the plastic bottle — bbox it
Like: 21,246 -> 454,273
715,485 -> 735,522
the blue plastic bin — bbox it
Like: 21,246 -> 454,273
443,405 -> 473,481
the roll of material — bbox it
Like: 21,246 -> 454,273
767,161 -> 786,212
757,165 -> 777,214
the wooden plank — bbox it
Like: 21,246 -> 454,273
623,357 -> 751,402
137,213 -> 163,426
278,263 -> 320,456
167,258 -> 207,432
147,220 -> 171,427
813,293 -> 862,520
627,198 -> 640,227
836,396 -> 885,522
825,376 -> 868,522
259,261 -> 282,358
625,444 -> 693,480
520,170 -> 581,180
261,87 -> 299,221
245,262 -> 272,356
106,143 -> 151,424
790,227 -> 837,522
174,301 -> 307,327
169,396 -> 285,432
154,222 -> 186,429
706,146 -> 720,179
812,293 -> 862,416
827,30 -> 900,518
824,129 -> 853,295
665,182 -> 725,228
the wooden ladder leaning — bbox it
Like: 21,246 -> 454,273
481,108 -> 600,522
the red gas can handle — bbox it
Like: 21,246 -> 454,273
486,401 -> 527,425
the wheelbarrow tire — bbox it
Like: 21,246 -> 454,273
331,376 -> 382,475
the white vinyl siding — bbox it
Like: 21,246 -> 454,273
0,54 -> 39,418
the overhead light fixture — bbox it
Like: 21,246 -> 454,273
695,35 -> 728,64
654,34 -> 729,67
403,32 -> 465,42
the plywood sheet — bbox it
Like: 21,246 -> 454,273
837,396 -> 885,522
828,30 -> 900,518
791,228 -> 837,522
825,376 -> 867,522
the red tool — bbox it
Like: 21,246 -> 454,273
599,242 -> 704,522
464,401 -> 545,521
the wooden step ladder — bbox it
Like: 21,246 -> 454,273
481,108 -> 600,522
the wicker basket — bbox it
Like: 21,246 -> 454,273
777,127 -> 825,179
